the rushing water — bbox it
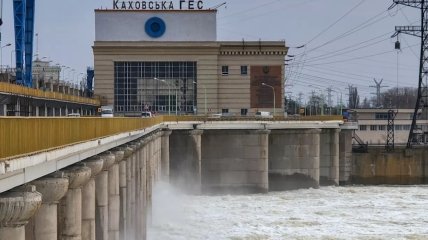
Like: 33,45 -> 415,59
148,184 -> 428,240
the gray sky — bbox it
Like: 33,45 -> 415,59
0,0 -> 421,104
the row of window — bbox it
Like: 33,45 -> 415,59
221,65 -> 248,76
359,125 -> 411,131
374,112 -> 413,120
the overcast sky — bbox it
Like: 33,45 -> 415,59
0,0 -> 421,104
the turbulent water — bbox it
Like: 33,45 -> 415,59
148,184 -> 428,240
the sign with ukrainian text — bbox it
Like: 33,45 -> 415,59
113,0 -> 205,10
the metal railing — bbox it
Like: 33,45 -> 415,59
0,82 -> 100,106
0,116 -> 162,160
0,115 -> 343,160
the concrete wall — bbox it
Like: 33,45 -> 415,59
352,147 -> 428,185
320,129 -> 340,186
269,129 -> 321,191
169,130 -> 202,194
201,129 -> 269,194
95,11 -> 217,42
339,129 -> 353,185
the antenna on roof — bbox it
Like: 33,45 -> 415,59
210,2 -> 226,10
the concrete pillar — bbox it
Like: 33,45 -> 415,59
26,176 -> 69,240
161,130 -> 172,182
59,165 -> 92,240
118,146 -> 133,240
95,152 -> 116,240
82,157 -> 104,240
138,138 -> 149,240
170,130 -> 203,194
269,129 -> 321,191
108,150 -> 124,240
0,185 -> 42,240
202,129 -> 269,194
320,129 -> 340,186
125,143 -> 138,240
339,129 -> 353,185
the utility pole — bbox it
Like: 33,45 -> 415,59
327,87 -> 333,107
369,78 -> 388,108
390,0 -> 428,148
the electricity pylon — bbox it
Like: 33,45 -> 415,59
390,0 -> 428,148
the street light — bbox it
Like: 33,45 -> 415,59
0,43 -> 12,73
193,81 -> 207,116
262,83 -> 275,117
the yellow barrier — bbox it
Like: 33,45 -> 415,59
0,82 -> 100,106
0,115 -> 343,160
0,116 -> 163,160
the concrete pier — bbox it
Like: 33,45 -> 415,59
59,165 -> 92,240
170,130 -> 203,194
0,186 -> 42,240
339,129 -> 353,185
118,146 -> 133,240
109,150 -> 124,240
82,157 -> 104,240
161,130 -> 172,182
27,176 -> 69,240
269,129 -> 321,191
320,129 -> 340,186
202,129 -> 270,194
95,152 -> 116,240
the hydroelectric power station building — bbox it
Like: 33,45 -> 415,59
93,1 -> 288,116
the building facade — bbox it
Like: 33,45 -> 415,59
353,108 -> 428,145
93,9 -> 288,116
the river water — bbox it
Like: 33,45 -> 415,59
148,184 -> 428,240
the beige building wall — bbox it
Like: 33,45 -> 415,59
93,41 -> 287,115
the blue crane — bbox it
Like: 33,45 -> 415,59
13,0 -> 35,87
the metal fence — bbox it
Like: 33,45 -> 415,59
0,115 -> 343,160
0,82 -> 100,106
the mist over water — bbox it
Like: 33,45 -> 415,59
148,185 -> 428,240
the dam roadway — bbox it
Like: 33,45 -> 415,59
0,116 -> 372,239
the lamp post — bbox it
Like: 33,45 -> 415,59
1,43 -> 11,73
193,81 -> 207,116
262,83 -> 275,117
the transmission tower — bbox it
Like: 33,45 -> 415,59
369,79 -> 388,108
390,0 -> 428,148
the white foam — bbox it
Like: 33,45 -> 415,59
148,185 -> 428,240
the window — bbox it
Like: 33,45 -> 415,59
403,125 -> 411,131
359,125 -> 367,131
378,125 -> 386,131
114,61 -> 197,115
222,108 -> 229,113
370,125 -> 377,131
395,125 -> 403,131
222,66 -> 229,75
241,66 -> 248,75
375,113 -> 388,120
241,108 -> 248,116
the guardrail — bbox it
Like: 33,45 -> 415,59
0,82 -> 100,106
0,115 -> 343,160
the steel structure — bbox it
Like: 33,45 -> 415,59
13,0 -> 35,87
86,67 -> 94,97
386,110 -> 397,152
391,0 -> 428,147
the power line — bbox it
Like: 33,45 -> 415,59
305,0 -> 366,46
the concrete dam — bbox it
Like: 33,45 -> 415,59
0,118 -> 355,239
